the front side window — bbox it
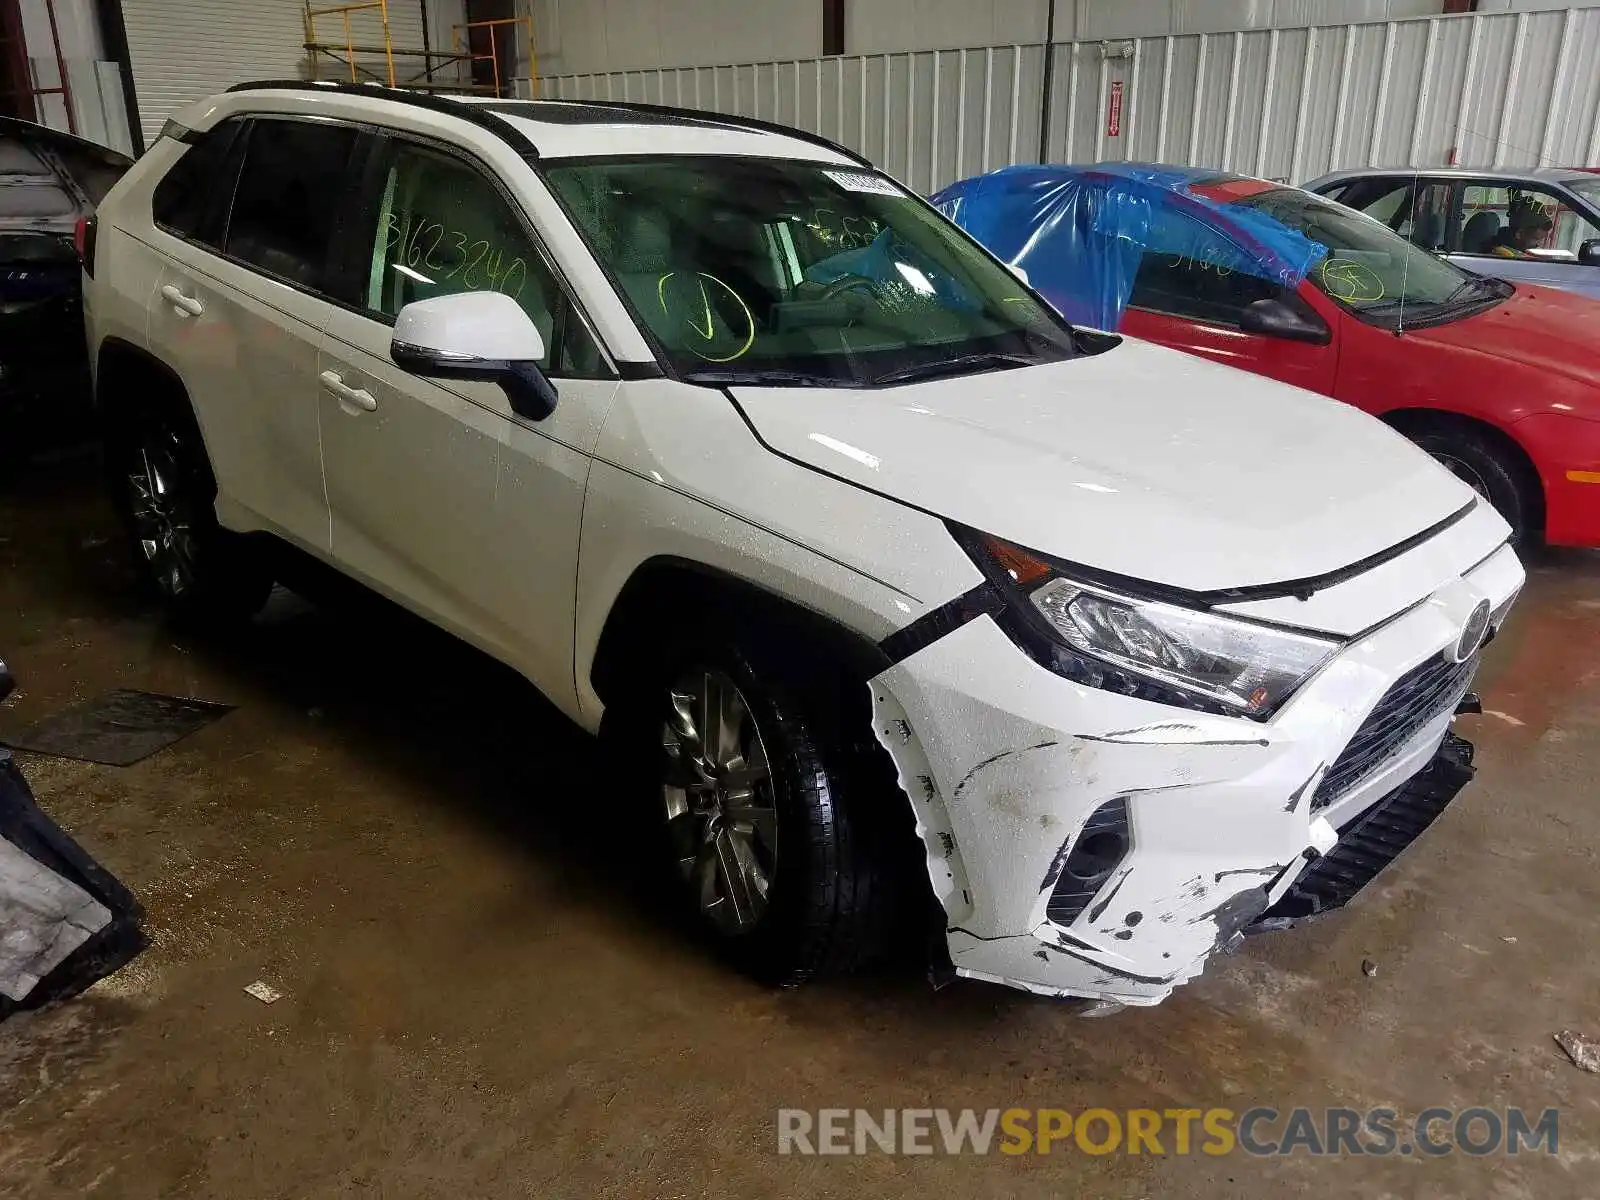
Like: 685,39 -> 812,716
1232,187 -> 1488,322
1455,183 -> 1600,260
540,156 -> 1076,385
359,141 -> 603,378
1127,205 -> 1294,325
223,119 -> 359,291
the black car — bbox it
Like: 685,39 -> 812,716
1,117 -> 131,473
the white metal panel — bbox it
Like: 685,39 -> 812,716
122,0 -> 303,144
122,0 -> 430,145
544,6 -> 1600,192
530,0 -> 819,76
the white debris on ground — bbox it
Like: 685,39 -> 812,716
1554,1030 -> 1600,1074
243,981 -> 283,1004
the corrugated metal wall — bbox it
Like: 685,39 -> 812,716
543,6 -> 1600,191
122,0 -> 433,145
22,56 -> 135,152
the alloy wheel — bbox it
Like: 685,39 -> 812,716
126,437 -> 198,599
661,666 -> 779,935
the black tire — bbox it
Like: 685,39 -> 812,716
1410,426 -> 1540,544
106,410 -> 272,626
615,638 -> 896,987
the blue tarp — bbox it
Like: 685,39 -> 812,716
932,163 -> 1329,331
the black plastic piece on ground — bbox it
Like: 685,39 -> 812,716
0,750 -> 147,1018
1250,731 -> 1475,932
1044,797 -> 1131,927
1,689 -> 234,766
1456,691 -> 1483,715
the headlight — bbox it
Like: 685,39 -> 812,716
961,530 -> 1339,719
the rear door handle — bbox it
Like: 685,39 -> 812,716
319,369 -> 378,413
160,283 -> 203,317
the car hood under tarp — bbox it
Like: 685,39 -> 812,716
0,117 -> 131,239
731,338 -> 1476,594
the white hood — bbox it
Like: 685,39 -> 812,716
732,338 -> 1475,593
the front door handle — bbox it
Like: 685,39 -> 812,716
319,370 -> 378,413
160,283 -> 203,317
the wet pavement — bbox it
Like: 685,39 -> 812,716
1,460 -> 1598,1198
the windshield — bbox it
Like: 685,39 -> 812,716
1232,187 -> 1488,317
540,156 -> 1076,385
1567,177 -> 1600,210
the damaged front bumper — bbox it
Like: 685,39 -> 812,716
870,544 -> 1521,1006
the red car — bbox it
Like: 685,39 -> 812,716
940,165 -> 1600,544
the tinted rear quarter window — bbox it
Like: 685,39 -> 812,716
152,119 -> 244,244
223,119 -> 359,291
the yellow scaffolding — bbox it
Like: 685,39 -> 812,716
452,14 -> 539,98
304,0 -> 493,93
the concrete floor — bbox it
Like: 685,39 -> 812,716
1,461 -> 1597,1199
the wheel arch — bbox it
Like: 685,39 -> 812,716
1379,406 -> 1546,530
95,337 -> 220,487
96,337 -> 186,421
588,556 -> 893,717
588,555 -> 936,962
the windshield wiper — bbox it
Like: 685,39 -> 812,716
1442,274 -> 1500,304
869,352 -> 1047,387
681,367 -> 843,388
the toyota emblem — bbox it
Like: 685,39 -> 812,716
1448,598 -> 1493,664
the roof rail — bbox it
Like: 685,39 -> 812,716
220,79 -> 541,157
219,80 -> 875,168
539,98 -> 873,167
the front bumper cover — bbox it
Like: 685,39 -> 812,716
869,543 -> 1520,1007
1249,730 -> 1474,932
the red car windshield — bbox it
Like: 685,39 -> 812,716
1230,187 -> 1487,317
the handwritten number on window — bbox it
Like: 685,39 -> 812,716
444,232 -> 469,280
501,259 -> 526,300
382,209 -> 529,303
461,239 -> 489,288
1167,252 -> 1233,278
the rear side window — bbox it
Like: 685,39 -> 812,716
152,119 -> 243,244
1127,205 -> 1291,326
223,119 -> 359,291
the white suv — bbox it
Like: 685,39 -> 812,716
82,83 -> 1523,1007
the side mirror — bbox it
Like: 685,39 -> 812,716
390,291 -> 558,421
1238,297 -> 1331,345
1580,239 -> 1600,267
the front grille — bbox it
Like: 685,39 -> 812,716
1312,652 -> 1478,810
1252,731 -> 1475,930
